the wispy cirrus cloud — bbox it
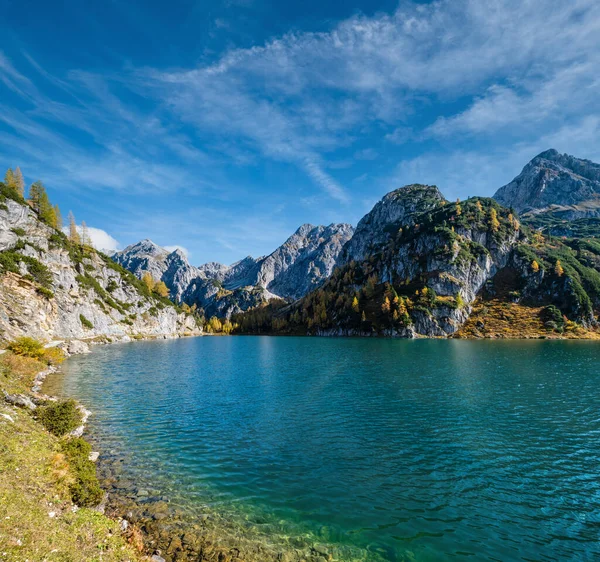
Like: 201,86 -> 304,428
1,0 -> 600,262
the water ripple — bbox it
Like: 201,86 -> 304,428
45,337 -> 600,561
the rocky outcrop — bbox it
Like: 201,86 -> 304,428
337,184 -> 446,265
494,149 -> 600,219
236,190 -> 594,338
0,198 -> 201,343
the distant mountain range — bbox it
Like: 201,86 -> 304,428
113,223 -> 354,318
107,149 -> 600,338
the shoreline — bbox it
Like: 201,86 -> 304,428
42,336 -> 383,562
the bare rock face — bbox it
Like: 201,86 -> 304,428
250,223 -> 355,300
0,199 -> 201,343
494,149 -> 600,218
337,184 -> 447,265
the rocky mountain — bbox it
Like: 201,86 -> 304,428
0,186 -> 201,344
235,184 -> 600,338
113,240 -> 202,303
494,149 -> 600,219
337,184 -> 446,265
114,222 -> 354,317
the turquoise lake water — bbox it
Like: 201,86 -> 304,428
49,337 -> 600,561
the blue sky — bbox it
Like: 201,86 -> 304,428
1,0 -> 599,263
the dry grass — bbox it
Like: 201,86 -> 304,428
454,298 -> 600,339
0,352 -> 45,393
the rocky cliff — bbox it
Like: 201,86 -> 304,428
337,184 -> 446,265
0,187 -> 201,343
113,240 -> 202,303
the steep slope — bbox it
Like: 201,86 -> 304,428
251,223 -> 354,299
234,186 -> 600,338
0,186 -> 200,343
494,149 -> 600,220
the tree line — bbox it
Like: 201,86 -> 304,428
4,167 -> 93,247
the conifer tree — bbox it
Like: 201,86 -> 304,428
456,198 -> 462,216
13,167 -> 24,196
142,272 -> 155,292
39,189 -> 54,225
153,281 -> 169,297
455,292 -> 465,308
4,168 -> 15,190
81,221 -> 89,246
554,260 -> 564,277
28,181 -> 44,212
489,208 -> 500,232
68,211 -> 80,245
352,296 -> 360,313
53,205 -> 62,230
531,260 -> 540,273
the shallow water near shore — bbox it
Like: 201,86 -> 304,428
45,337 -> 600,561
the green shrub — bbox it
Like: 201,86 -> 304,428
48,232 -> 68,249
0,251 -> 53,288
7,336 -> 45,359
38,399 -> 82,436
541,305 -> 565,332
11,227 -> 26,236
7,337 -> 65,364
79,314 -> 94,329
36,286 -> 54,299
61,438 -> 103,507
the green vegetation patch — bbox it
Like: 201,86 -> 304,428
61,438 -> 104,507
0,250 -> 53,289
38,399 -> 82,437
79,314 -> 94,329
0,350 -> 142,561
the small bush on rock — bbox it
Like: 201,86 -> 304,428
38,399 -> 82,436
79,314 -> 94,329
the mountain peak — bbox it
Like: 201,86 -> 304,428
493,150 -> 600,214
337,183 -> 446,265
534,148 -> 560,161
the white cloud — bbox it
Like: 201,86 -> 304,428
2,0 -> 600,255
62,225 -> 121,253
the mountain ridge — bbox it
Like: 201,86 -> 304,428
113,222 -> 354,316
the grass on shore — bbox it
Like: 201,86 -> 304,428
0,352 -> 145,562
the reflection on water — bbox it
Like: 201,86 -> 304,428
45,337 -> 600,561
